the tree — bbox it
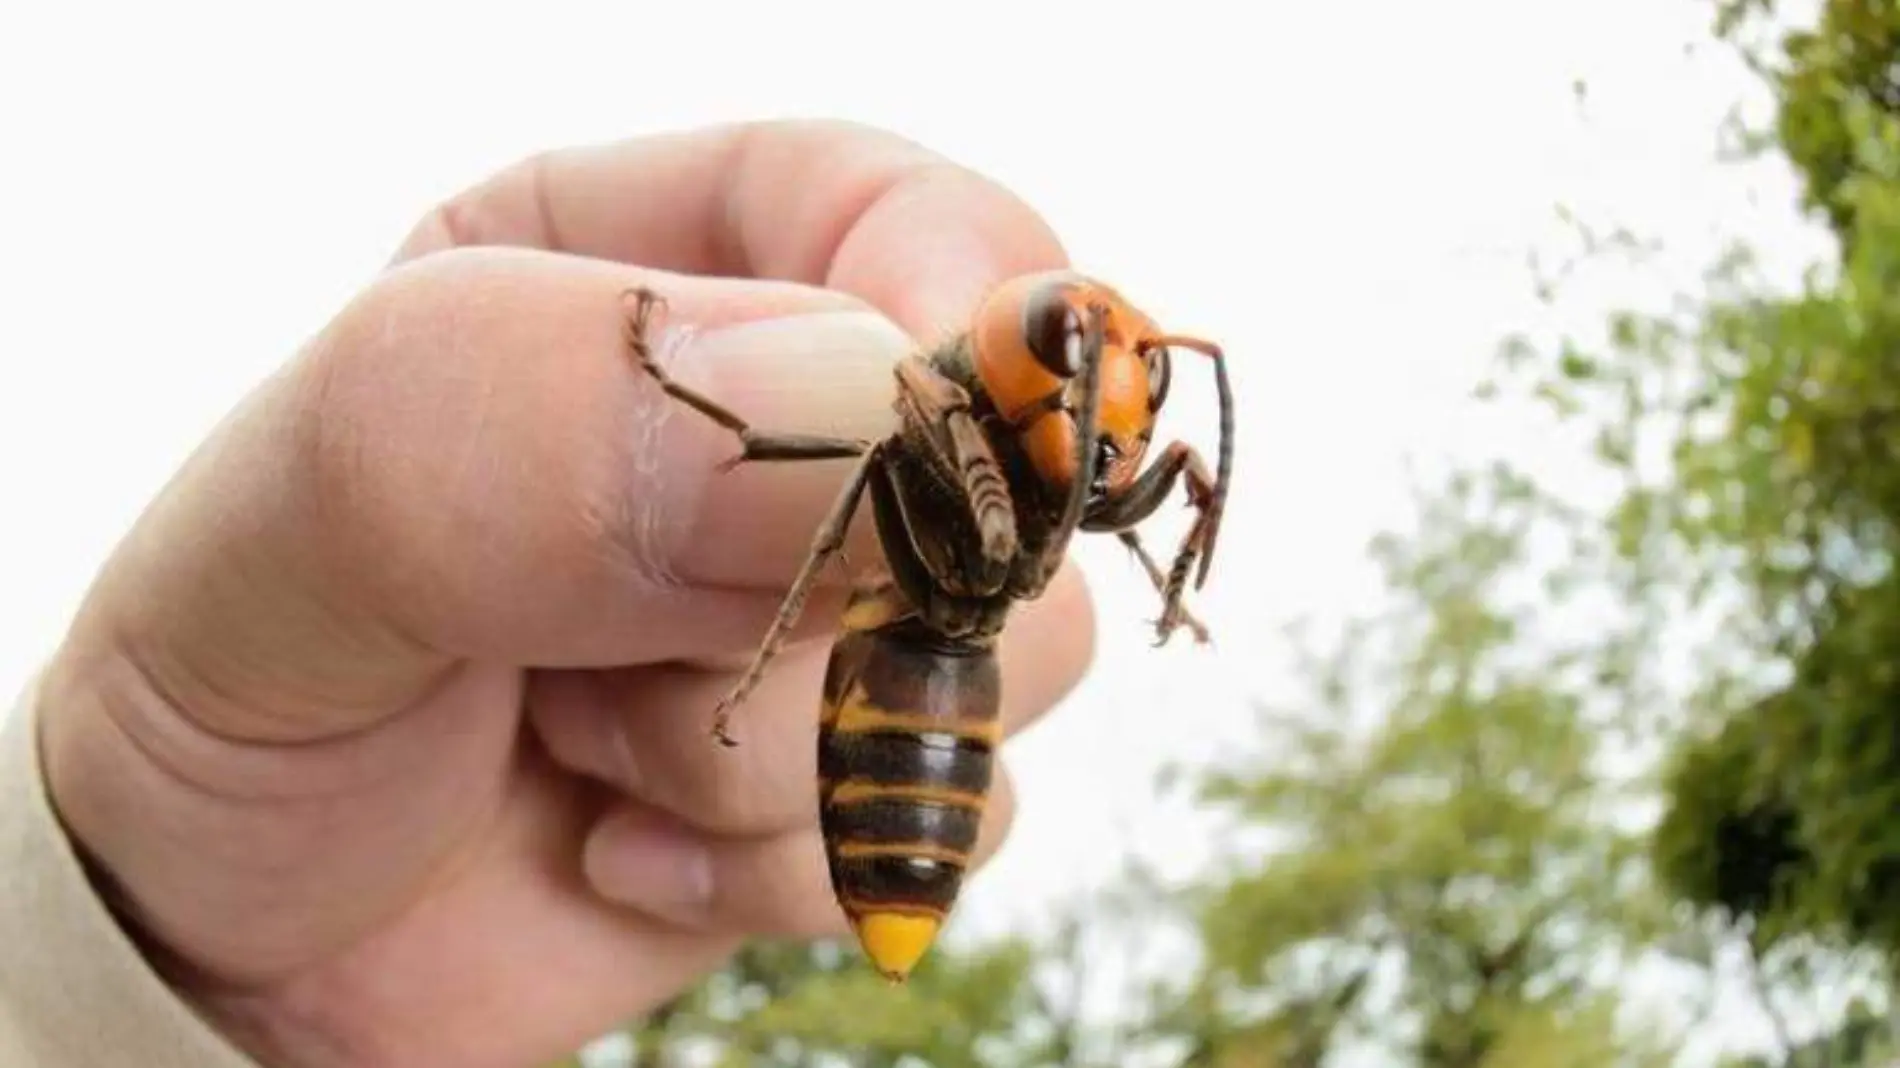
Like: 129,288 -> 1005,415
1498,0 -> 1900,966
1171,467 -> 1681,1068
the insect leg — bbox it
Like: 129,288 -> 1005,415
1081,441 -> 1205,530
892,359 -> 1020,575
1115,530 -> 1211,644
1081,441 -> 1218,646
1144,334 -> 1233,591
622,287 -> 871,470
703,442 -> 884,746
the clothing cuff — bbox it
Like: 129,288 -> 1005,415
0,678 -> 260,1067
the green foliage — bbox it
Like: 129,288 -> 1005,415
1179,470 -> 1673,1067
1720,997 -> 1898,1066
603,872 -> 1205,1068
1496,0 -> 1900,974
1652,706 -> 1811,926
615,937 -> 1048,1067
1773,0 -> 1900,246
1655,575 -> 1900,953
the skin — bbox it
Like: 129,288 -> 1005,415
33,120 -> 1096,1068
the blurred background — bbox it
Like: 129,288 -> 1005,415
6,0 -> 1896,1064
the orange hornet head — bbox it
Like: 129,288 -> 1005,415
969,271 -> 1171,501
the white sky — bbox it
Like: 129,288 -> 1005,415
0,0 -> 1838,1062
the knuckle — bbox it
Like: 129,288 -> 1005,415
402,150 -> 555,254
420,191 -> 488,250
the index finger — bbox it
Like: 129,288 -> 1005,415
392,119 -> 1070,341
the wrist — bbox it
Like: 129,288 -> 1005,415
0,676 -> 262,1068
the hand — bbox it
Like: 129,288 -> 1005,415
37,120 -> 1096,1068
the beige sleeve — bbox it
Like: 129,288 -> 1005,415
0,679 -> 261,1067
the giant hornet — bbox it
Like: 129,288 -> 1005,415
620,271 -> 1233,981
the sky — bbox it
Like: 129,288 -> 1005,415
0,0 -> 1838,1062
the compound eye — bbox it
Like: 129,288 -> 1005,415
1022,285 -> 1085,377
1145,343 -> 1173,412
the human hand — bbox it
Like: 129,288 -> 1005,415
36,120 -> 1096,1068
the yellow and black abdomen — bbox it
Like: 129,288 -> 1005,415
816,581 -> 1001,981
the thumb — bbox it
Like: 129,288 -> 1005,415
49,247 -> 915,744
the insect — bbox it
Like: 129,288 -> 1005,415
620,270 -> 1232,981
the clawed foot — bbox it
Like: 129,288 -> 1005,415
711,702 -> 740,748
713,432 -> 769,473
1151,602 -> 1212,646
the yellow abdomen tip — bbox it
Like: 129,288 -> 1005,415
854,912 -> 942,981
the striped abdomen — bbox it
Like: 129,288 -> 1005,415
816,581 -> 1001,980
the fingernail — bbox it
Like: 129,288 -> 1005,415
635,310 -> 916,589
663,310 -> 915,441
583,807 -> 715,925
